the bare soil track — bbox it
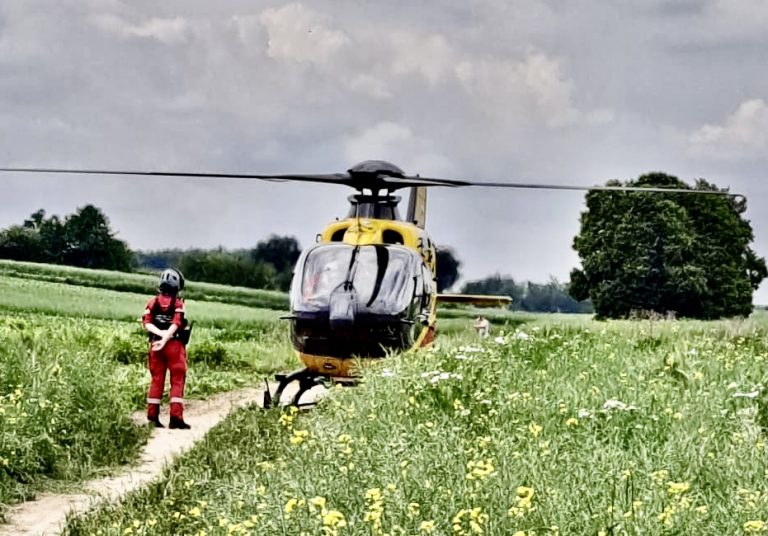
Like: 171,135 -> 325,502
0,383 -> 325,536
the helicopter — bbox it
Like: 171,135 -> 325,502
0,161 -> 740,406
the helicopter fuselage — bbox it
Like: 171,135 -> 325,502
286,202 -> 438,378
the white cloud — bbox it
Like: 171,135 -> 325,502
348,75 -> 392,99
390,33 -> 456,84
344,122 -> 454,176
454,52 -> 600,129
257,3 -> 349,64
89,15 -> 193,45
688,99 -> 768,159
519,52 -> 581,128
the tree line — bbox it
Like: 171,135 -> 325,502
0,169 -> 764,321
0,205 -> 301,291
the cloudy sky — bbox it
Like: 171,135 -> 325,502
2,0 -> 768,302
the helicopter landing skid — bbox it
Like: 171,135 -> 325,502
262,368 -> 328,409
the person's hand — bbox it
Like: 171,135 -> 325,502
151,333 -> 170,351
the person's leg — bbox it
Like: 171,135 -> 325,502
147,347 -> 168,426
167,340 -> 190,429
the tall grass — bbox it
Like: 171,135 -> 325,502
66,318 -> 768,534
0,317 -> 150,515
0,260 -> 289,310
0,277 -> 298,519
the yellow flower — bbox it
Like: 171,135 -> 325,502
667,481 -> 690,495
310,496 -> 327,510
290,429 -> 310,445
528,422 -> 543,438
408,502 -> 421,516
365,488 -> 382,502
189,506 -> 202,518
744,520 -> 767,533
565,418 -> 578,427
323,509 -> 346,528
284,498 -> 302,515
420,520 -> 436,533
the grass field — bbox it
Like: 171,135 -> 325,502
0,265 -> 297,519
0,260 -> 289,311
64,317 -> 768,535
3,260 -> 768,533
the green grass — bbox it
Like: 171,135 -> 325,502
65,317 -> 768,535
0,260 -> 289,310
0,270 -> 298,520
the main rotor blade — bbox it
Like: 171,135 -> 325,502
406,175 -> 737,196
0,167 -> 351,185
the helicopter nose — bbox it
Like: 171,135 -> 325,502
329,286 -> 357,330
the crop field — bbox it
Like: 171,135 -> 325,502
0,260 -> 289,311
3,261 -> 768,534
62,316 -> 768,534
0,266 -> 297,518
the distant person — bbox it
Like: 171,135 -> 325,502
474,315 -> 490,338
142,268 -> 192,429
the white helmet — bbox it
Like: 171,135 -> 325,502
159,268 -> 184,293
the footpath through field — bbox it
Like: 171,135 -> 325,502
0,383 -> 326,536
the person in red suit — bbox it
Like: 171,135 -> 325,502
142,268 -> 191,429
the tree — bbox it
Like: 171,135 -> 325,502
251,235 -> 302,291
462,274 -> 525,305
0,226 -> 45,262
435,246 -> 461,292
462,274 -> 593,313
570,173 -> 767,319
179,251 -> 276,289
62,205 -> 135,271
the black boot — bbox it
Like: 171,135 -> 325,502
169,416 -> 191,430
148,417 -> 165,428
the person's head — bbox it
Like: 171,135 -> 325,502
158,268 -> 184,296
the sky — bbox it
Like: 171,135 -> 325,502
1,0 -> 768,302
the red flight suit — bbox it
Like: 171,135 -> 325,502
142,294 -> 187,420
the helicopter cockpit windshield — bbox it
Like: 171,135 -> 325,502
292,243 -> 419,316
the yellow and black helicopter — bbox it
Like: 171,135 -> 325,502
0,161 -> 739,406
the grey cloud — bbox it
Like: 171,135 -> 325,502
1,0 -> 767,302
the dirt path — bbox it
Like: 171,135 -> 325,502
0,383 -> 326,536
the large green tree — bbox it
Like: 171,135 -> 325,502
0,206 -> 134,271
435,246 -> 461,292
251,235 -> 302,291
570,173 -> 767,319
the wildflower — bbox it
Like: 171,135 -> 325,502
509,486 -> 535,518
577,409 -> 592,419
651,469 -> 669,485
667,481 -> 690,495
408,502 -> 420,517
322,510 -> 346,528
744,520 -> 767,533
466,459 -> 496,481
565,417 -> 578,427
310,496 -> 327,510
420,520 -> 436,533
290,429 -> 309,445
284,498 -> 303,515
528,422 -> 543,438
